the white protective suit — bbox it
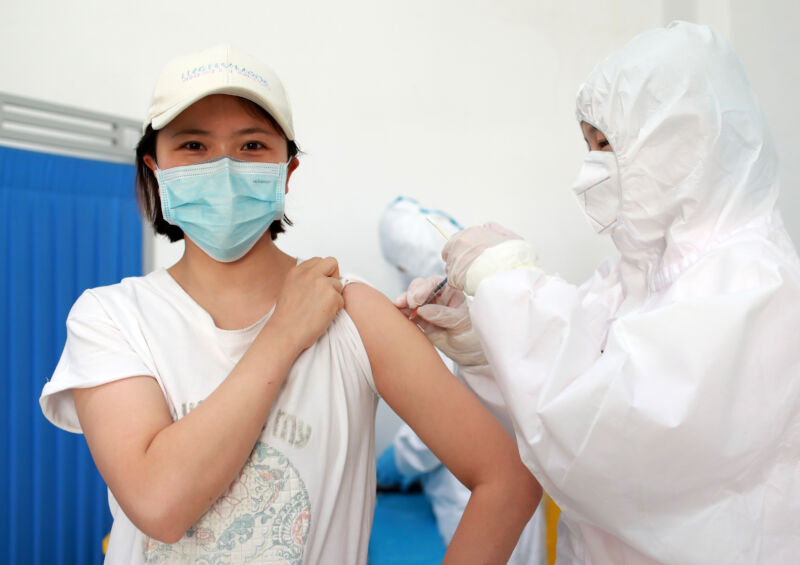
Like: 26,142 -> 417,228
468,22 -> 800,565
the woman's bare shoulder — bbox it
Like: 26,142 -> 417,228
342,281 -> 413,334
342,280 -> 390,308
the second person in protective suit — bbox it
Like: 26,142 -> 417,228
398,21 -> 800,565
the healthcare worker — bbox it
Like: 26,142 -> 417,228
398,22 -> 800,564
378,196 -> 545,563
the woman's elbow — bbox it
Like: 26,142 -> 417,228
138,510 -> 190,544
517,468 -> 543,517
472,463 -> 541,524
498,462 -> 542,520
125,495 -> 193,544
152,520 -> 188,545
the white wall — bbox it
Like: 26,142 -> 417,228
727,1 -> 800,247
663,0 -> 800,246
3,0 -> 797,452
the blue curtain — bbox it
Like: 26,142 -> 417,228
1,145 -> 141,564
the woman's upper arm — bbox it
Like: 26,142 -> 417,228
343,282 -> 522,489
73,376 -> 173,511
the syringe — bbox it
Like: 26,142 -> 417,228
408,216 -> 451,320
408,276 -> 448,320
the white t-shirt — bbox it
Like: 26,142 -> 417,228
40,268 -> 379,565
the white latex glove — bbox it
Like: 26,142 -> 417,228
394,276 -> 488,366
443,222 -> 539,295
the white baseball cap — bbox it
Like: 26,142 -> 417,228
144,43 -> 295,140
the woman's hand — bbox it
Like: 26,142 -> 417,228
269,257 -> 344,354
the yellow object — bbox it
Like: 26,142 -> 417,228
102,532 -> 109,555
425,216 -> 451,241
544,493 -> 561,565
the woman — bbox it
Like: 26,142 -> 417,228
40,44 -> 540,564
400,22 -> 800,564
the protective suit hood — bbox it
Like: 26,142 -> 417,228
576,21 -> 779,300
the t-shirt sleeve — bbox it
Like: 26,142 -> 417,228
339,275 -> 379,396
40,289 -> 156,434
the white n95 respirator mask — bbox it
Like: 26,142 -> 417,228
571,150 -> 621,233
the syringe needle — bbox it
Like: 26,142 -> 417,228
408,216 -> 452,320
409,276 -> 448,320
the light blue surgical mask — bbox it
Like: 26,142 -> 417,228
157,157 -> 288,262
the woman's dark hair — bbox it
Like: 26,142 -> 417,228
135,98 -> 299,242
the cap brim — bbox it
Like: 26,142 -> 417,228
148,86 -> 294,140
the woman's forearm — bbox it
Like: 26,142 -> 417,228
78,323 -> 302,543
145,329 -> 298,538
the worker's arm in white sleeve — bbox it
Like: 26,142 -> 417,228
469,249 -> 800,564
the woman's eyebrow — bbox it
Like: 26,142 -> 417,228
234,127 -> 279,136
171,128 -> 210,137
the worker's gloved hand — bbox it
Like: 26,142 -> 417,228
443,222 -> 539,295
395,276 -> 488,366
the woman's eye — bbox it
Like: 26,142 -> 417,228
242,141 -> 265,151
183,141 -> 205,151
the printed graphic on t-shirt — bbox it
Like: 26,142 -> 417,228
143,442 -> 310,564
272,408 -> 312,448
